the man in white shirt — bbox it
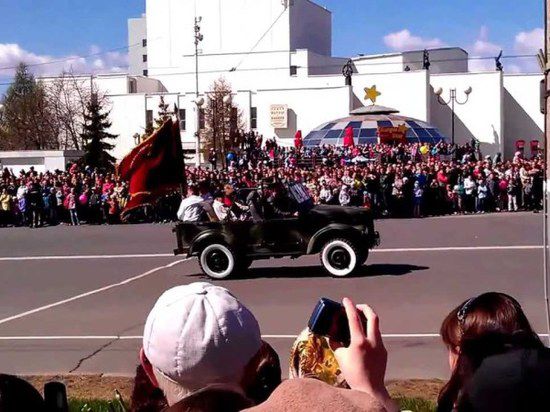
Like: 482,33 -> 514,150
177,186 -> 204,222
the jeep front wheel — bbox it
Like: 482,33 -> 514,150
320,239 -> 358,277
199,244 -> 236,279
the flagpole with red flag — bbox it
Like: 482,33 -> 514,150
117,118 -> 186,220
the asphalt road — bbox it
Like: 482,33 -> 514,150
0,212 -> 545,380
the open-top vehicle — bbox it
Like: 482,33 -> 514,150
173,186 -> 380,279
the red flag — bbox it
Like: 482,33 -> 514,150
118,119 -> 185,218
343,126 -> 355,147
294,130 -> 303,149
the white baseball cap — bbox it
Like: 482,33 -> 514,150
143,282 -> 262,389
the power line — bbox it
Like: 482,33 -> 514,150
0,37 -> 166,73
0,53 -> 538,88
229,7 -> 289,72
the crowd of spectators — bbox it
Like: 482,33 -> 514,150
0,137 -> 544,228
5,283 -> 550,411
194,138 -> 545,219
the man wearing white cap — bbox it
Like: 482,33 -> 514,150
140,282 -> 266,408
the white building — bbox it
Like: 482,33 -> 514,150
58,0 -> 543,161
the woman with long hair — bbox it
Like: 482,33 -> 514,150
437,292 -> 544,412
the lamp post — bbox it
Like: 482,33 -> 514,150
194,16 -> 204,167
221,94 -> 232,168
434,86 -> 473,146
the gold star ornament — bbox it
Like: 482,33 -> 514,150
364,85 -> 381,104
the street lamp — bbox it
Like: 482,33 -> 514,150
435,86 -> 473,145
194,97 -> 204,167
221,94 -> 232,167
194,16 -> 204,167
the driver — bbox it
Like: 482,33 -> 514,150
263,182 -> 297,220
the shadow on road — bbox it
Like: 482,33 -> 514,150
190,263 -> 429,280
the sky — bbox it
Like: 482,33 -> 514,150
0,0 -> 544,88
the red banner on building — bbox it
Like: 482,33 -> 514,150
377,124 -> 408,144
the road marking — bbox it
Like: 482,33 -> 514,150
0,253 -> 175,262
0,260 -> 187,326
0,333 -> 548,340
373,245 -> 543,253
0,245 -> 543,262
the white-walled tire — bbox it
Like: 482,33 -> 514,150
320,239 -> 358,277
199,244 -> 236,279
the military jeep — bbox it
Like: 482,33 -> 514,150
173,186 -> 380,279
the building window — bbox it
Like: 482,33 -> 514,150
143,69 -> 148,77
290,65 -> 298,76
146,110 -> 153,129
129,78 -> 137,94
179,109 -> 186,131
199,108 -> 205,130
250,107 -> 257,129
142,39 -> 147,47
142,54 -> 148,63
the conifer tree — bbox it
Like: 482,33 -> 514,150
80,94 -> 118,171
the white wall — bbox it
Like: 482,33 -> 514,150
94,75 -> 130,95
503,74 -> 544,158
0,151 -> 83,172
430,72 -> 503,155
128,15 -> 147,76
253,86 -> 351,143
351,70 -> 430,121
290,0 -> 332,56
353,54 -> 404,75
146,0 -> 291,73
106,94 -> 147,160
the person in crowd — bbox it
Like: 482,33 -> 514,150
88,187 -> 103,225
339,185 -> 351,206
129,364 -> 168,412
319,183 -> 333,204
247,297 -> 399,412
176,185 -> 204,222
413,181 -> 423,218
66,187 -> 80,226
476,179 -> 488,213
507,177 -> 519,212
0,374 -> 45,411
463,175 -> 476,213
27,180 -> 43,228
437,292 -> 548,411
139,282 -> 281,410
107,193 -> 120,224
0,187 -> 13,227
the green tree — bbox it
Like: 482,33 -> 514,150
80,95 -> 118,171
154,96 -> 171,128
203,78 -> 244,166
0,63 -> 59,150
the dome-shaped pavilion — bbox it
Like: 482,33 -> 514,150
302,105 -> 446,147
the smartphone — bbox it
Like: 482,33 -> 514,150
307,298 -> 366,346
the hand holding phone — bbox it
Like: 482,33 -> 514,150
332,298 -> 398,412
308,298 -> 366,346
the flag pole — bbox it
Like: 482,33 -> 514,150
174,104 -> 187,196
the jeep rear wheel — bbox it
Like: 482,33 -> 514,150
358,249 -> 370,266
199,244 -> 236,279
320,239 -> 358,277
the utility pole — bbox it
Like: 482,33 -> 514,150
544,0 -> 550,345
194,16 -> 204,167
